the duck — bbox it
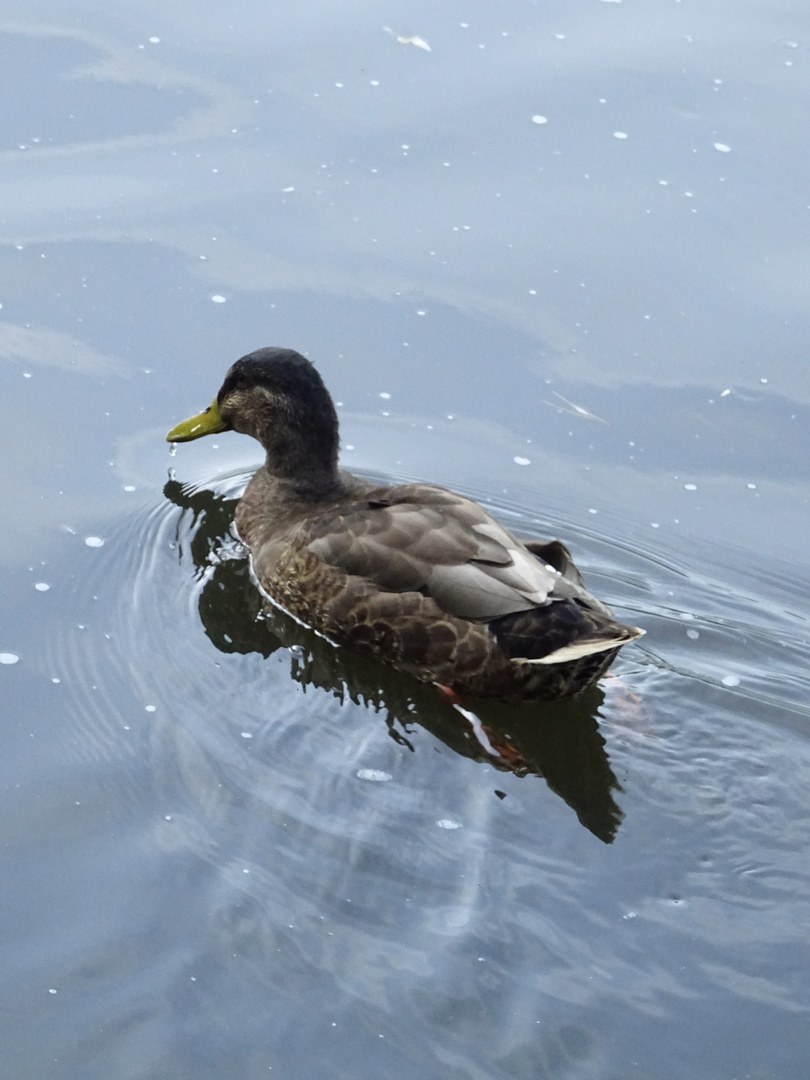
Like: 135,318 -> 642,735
166,347 -> 644,702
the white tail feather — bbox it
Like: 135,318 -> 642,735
517,627 -> 645,665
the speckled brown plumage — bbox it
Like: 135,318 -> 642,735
167,347 -> 645,702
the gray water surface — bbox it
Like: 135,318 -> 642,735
2,3 -> 809,1078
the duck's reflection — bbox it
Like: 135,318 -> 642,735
165,478 -> 624,843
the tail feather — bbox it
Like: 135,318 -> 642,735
516,625 -> 644,666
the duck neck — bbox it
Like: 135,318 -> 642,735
254,404 -> 342,499
263,440 -> 342,499
268,462 -> 344,501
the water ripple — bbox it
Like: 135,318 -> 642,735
40,465 -> 810,1063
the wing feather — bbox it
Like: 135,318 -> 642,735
306,484 -> 566,620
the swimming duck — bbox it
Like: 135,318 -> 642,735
166,347 -> 644,702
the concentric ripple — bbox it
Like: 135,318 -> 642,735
40,466 -> 810,1066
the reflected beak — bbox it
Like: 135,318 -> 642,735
166,398 -> 230,443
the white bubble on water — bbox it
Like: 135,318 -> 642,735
357,769 -> 392,782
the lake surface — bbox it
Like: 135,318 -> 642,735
2,2 -> 809,1078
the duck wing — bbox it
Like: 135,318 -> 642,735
305,483 -> 583,622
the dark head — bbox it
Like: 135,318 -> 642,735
167,347 -> 341,493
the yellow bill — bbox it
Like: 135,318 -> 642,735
166,398 -> 230,443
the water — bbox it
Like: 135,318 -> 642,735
2,3 -> 809,1078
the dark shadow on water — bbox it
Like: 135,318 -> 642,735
164,478 -> 625,844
